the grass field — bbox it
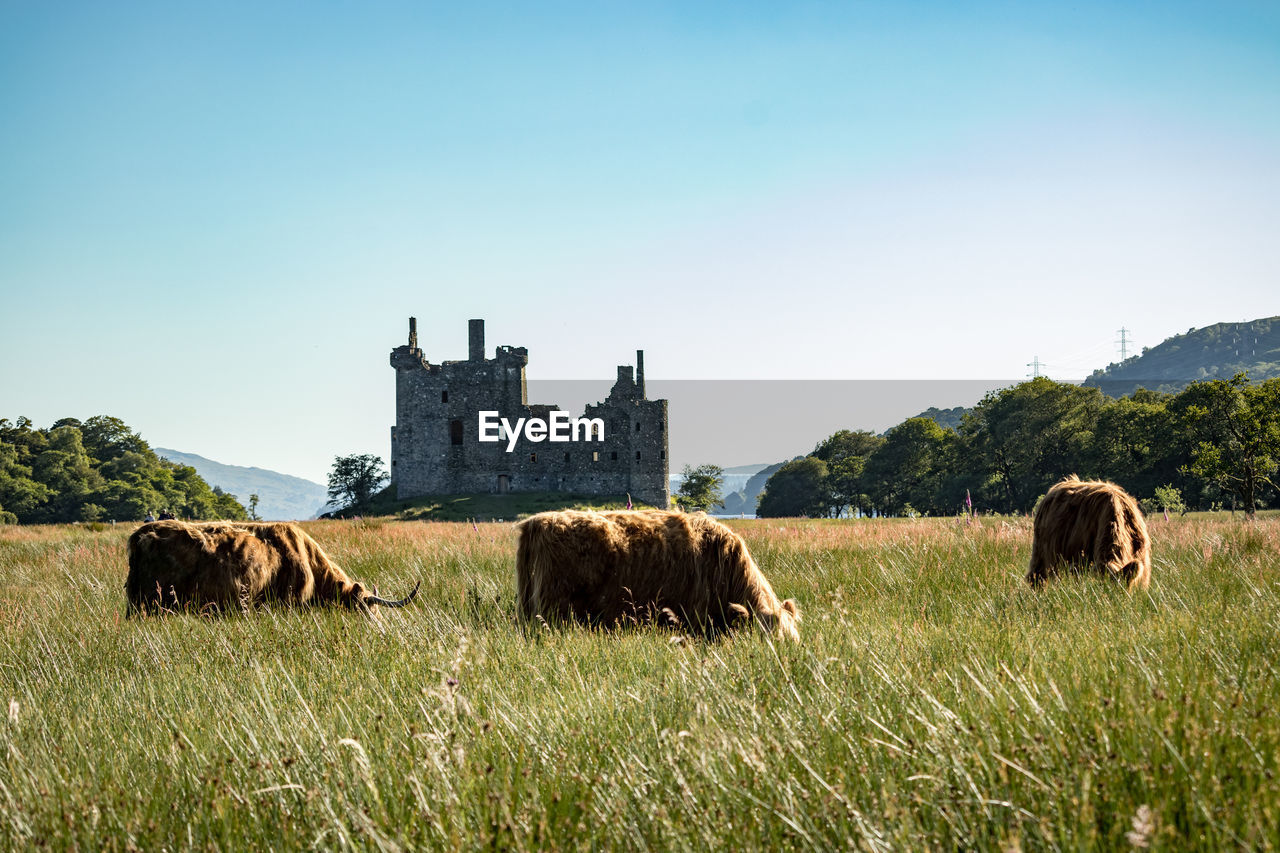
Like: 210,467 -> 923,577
355,490 -> 642,522
1,515 -> 1277,850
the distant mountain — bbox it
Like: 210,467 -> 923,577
718,460 -> 790,516
911,406 -> 969,431
669,462 -> 770,498
1084,317 -> 1280,397
155,449 -> 331,520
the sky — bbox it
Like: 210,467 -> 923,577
2,1 -> 1278,483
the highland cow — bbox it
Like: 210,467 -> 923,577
1027,476 -> 1152,590
516,509 -> 800,640
126,520 -> 419,615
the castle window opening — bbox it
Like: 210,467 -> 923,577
450,419 -> 463,445
635,421 -> 641,432
530,453 -> 537,463
635,451 -> 641,461
611,451 -> 618,461
564,452 -> 571,462
442,390 -> 449,403
592,451 -> 599,462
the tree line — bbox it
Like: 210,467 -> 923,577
752,374 -> 1280,519
0,416 -> 247,524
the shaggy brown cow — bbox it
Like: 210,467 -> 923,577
1027,475 -> 1152,590
126,520 -> 419,614
516,509 -> 800,640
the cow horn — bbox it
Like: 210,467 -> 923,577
364,581 -> 421,609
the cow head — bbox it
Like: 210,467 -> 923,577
729,599 -> 801,642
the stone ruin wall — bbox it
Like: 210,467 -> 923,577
390,318 -> 670,508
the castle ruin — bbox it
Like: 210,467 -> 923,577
390,318 -> 669,507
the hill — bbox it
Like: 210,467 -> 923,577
718,461 -> 789,516
912,406 -> 968,431
1084,316 -> 1280,396
154,449 -> 330,520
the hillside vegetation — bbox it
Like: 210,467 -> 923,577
754,375 -> 1280,519
1084,316 -> 1280,396
0,416 -> 246,524
1,516 -> 1276,849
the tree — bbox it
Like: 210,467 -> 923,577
1173,375 -> 1280,516
827,455 -> 867,518
1146,484 -> 1186,516
757,458 -> 829,518
0,443 -> 50,518
862,417 -> 957,516
29,425 -> 99,523
79,415 -> 149,462
811,429 -> 884,517
812,429 -> 884,464
0,415 -> 245,523
961,378 -> 1103,513
210,486 -> 249,520
248,493 -> 261,521
1087,391 -> 1182,500
676,464 -> 725,512
328,454 -> 388,512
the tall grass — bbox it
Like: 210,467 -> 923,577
1,516 -> 1277,850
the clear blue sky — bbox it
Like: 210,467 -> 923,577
2,1 -> 1277,482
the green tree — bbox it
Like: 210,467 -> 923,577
0,417 -> 47,467
1147,484 -> 1186,516
961,378 -> 1104,513
248,493 -> 261,521
676,464 -> 725,512
862,417 -> 957,516
0,415 -> 246,523
328,454 -> 388,512
812,429 -> 884,517
0,442 -> 51,518
79,415 -> 149,462
827,455 -> 868,518
1173,375 -> 1280,516
210,486 -> 249,520
812,429 -> 884,464
29,426 -> 99,522
757,457 -> 829,518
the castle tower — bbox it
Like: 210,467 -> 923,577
391,318 -> 668,508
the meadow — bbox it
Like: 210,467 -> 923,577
1,514 -> 1277,851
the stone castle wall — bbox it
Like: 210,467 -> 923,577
390,318 -> 670,508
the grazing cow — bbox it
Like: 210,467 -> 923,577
126,520 -> 419,615
516,509 -> 800,640
1027,476 -> 1152,590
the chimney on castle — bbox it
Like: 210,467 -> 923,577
408,317 -> 418,351
468,319 -> 484,361
636,350 -> 645,397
